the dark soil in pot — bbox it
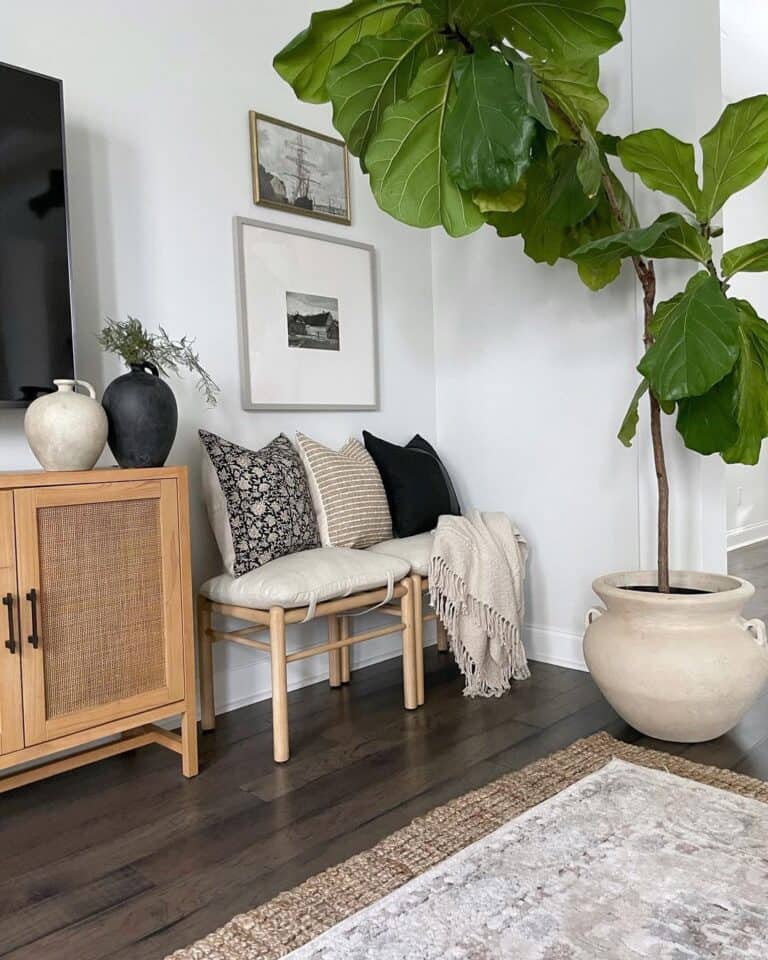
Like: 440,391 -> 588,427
620,585 -> 711,596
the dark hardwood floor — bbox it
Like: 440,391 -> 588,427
2,636 -> 768,960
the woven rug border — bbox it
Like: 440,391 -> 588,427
168,732 -> 768,959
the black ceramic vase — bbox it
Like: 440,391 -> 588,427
102,362 -> 178,468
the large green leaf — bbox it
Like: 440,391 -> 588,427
647,215 -> 712,262
722,301 -> 768,464
471,0 -> 626,62
473,179 -> 527,213
327,8 -> 438,159
443,43 -> 536,193
545,145 -> 600,227
274,0 -> 416,104
532,59 -> 609,135
577,127 -> 602,198
568,190 -> 624,289
503,51 -> 553,131
365,53 -> 484,237
486,154 -> 561,262
700,96 -> 768,220
679,301 -> 768,464
488,159 -> 623,281
676,374 -> 739,456
607,170 -> 638,230
638,273 -> 741,404
422,0 -> 469,23
722,239 -> 768,279
618,380 -> 649,448
571,213 -> 711,273
617,130 -> 702,215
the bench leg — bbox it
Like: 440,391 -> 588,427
270,607 -> 290,763
436,617 -> 450,654
328,616 -> 342,688
411,575 -> 425,706
197,595 -> 216,732
401,580 -> 418,711
340,616 -> 351,684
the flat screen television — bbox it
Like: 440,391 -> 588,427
0,62 -> 74,407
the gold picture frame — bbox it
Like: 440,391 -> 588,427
249,112 -> 351,226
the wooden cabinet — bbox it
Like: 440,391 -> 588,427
0,491 -> 24,757
0,467 -> 197,793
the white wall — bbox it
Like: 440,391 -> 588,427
0,0 -> 729,699
432,0 -> 726,670
0,0 -> 437,712
721,0 -> 768,549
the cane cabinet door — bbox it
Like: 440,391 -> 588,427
0,492 -> 23,756
15,479 -> 186,745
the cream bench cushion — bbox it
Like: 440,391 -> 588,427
201,547 -> 410,610
367,531 -> 434,577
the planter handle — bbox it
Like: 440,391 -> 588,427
53,378 -> 97,399
741,617 -> 767,649
585,606 -> 606,629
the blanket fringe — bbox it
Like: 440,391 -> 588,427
428,555 -> 530,698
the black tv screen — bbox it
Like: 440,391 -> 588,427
0,62 -> 74,407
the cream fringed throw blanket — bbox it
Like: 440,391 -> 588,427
429,510 -> 529,698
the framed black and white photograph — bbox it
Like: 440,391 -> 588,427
234,218 -> 378,410
286,292 -> 340,351
249,112 -> 351,226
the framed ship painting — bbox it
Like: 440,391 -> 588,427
234,218 -> 378,410
249,112 -> 351,226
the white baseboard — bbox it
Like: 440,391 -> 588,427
524,623 -> 587,672
727,520 -> 768,551
211,622 -> 588,717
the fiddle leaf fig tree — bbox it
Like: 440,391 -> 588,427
275,0 -> 768,593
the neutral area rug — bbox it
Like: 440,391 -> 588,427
169,734 -> 768,960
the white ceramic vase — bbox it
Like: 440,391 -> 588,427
584,570 -> 768,743
24,379 -> 108,471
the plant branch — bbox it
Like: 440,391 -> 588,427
601,173 -> 670,592
439,25 -> 473,53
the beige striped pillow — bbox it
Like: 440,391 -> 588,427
295,433 -> 392,548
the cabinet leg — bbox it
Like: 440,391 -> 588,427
197,595 -> 216,731
328,616 -> 342,688
340,616 -> 351,684
411,575 -> 425,706
401,580 -> 418,711
181,709 -> 199,778
270,607 -> 290,763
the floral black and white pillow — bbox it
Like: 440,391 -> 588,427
199,430 -> 319,578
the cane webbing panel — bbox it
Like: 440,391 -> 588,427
37,498 -> 167,719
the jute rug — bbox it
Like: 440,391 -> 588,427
168,733 -> 768,959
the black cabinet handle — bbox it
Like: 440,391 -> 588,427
2,593 -> 15,654
26,588 -> 39,649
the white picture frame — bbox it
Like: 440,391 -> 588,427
234,217 -> 379,411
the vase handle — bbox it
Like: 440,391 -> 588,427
741,617 -> 767,648
142,362 -> 159,377
74,379 -> 97,399
585,606 -> 606,629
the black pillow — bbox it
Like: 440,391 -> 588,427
363,430 -> 460,538
407,434 -> 461,515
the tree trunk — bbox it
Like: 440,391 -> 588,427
640,264 -> 671,593
600,173 -> 671,593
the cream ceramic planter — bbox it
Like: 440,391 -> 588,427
583,571 -> 768,743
